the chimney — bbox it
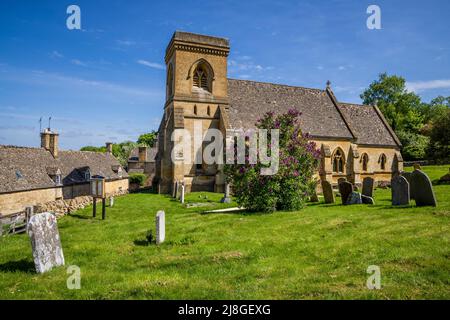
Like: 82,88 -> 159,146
138,146 -> 148,162
41,128 -> 59,158
106,142 -> 113,154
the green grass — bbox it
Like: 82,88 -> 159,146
1,166 -> 449,299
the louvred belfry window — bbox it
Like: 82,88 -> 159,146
193,66 -> 209,91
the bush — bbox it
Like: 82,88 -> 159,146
224,110 -> 320,212
129,173 -> 147,186
397,130 -> 430,160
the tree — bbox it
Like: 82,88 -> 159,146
360,73 -> 423,133
224,110 -> 320,212
80,141 -> 137,167
137,131 -> 157,147
428,108 -> 450,160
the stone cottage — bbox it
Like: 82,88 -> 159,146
154,31 -> 404,193
0,129 -> 129,215
127,145 -> 158,186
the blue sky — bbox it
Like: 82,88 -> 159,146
0,0 -> 449,150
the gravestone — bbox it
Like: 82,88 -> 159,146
337,178 -> 347,185
220,183 -> 231,203
180,184 -> 185,204
438,168 -> 450,184
28,212 -> 65,274
362,177 -> 375,198
401,172 -> 414,199
321,180 -> 335,204
346,191 -> 362,205
391,175 -> 410,206
411,170 -> 437,207
310,193 -> 319,202
173,181 -> 179,198
109,196 -> 114,207
155,210 -> 165,245
338,181 -> 353,205
361,194 -> 375,205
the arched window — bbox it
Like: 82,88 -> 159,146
190,60 -> 213,93
379,154 -> 387,170
167,64 -> 174,97
361,153 -> 369,172
193,65 -> 209,91
332,148 -> 345,173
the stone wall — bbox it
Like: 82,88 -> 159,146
0,187 -> 61,215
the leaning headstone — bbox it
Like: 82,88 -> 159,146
411,170 -> 437,207
391,175 -> 410,206
180,184 -> 185,204
321,180 -> 335,204
346,191 -> 362,205
362,177 -> 375,198
155,210 -> 165,245
28,212 -> 65,274
109,196 -> 114,207
338,181 -> 354,205
220,183 -> 231,203
361,194 -> 375,205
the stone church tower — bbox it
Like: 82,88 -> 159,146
155,32 -> 230,193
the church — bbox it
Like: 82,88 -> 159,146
154,31 -> 403,194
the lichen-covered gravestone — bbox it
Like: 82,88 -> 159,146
411,170 -> 437,207
155,210 -> 165,245
362,177 -> 375,198
391,175 -> 410,206
28,212 -> 65,273
338,181 -> 353,205
346,191 -> 362,205
321,180 -> 335,204
361,194 -> 375,205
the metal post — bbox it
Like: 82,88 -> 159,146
102,198 -> 106,220
93,198 -> 97,218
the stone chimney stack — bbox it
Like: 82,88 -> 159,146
138,146 -> 148,162
41,128 -> 59,158
106,142 -> 113,154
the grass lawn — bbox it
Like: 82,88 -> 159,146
0,165 -> 449,299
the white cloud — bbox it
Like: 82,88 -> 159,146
137,60 -> 165,70
50,50 -> 63,59
116,40 -> 136,46
338,66 -> 346,71
71,59 -> 88,67
406,79 -> 450,93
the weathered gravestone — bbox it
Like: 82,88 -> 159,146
337,178 -> 347,185
346,191 -> 362,205
391,175 -> 410,206
321,180 -> 335,204
401,172 -> 414,199
220,183 -> 231,203
180,184 -> 185,204
361,194 -> 375,205
338,181 -> 354,205
411,170 -> 437,207
109,196 -> 114,207
362,177 -> 375,198
155,210 -> 165,245
28,212 -> 65,273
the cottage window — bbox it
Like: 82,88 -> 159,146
332,149 -> 344,173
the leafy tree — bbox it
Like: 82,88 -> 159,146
80,141 -> 137,167
427,109 -> 450,160
396,130 -> 430,161
80,146 -> 106,152
137,131 -> 157,147
360,73 -> 423,133
224,110 -> 320,212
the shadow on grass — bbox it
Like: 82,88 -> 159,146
67,213 -> 91,220
0,259 -> 35,273
133,239 -> 150,246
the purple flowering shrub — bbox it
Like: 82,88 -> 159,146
224,109 -> 321,212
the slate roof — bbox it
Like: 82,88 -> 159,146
338,102 -> 400,147
0,146 -> 128,194
227,79 -> 354,139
